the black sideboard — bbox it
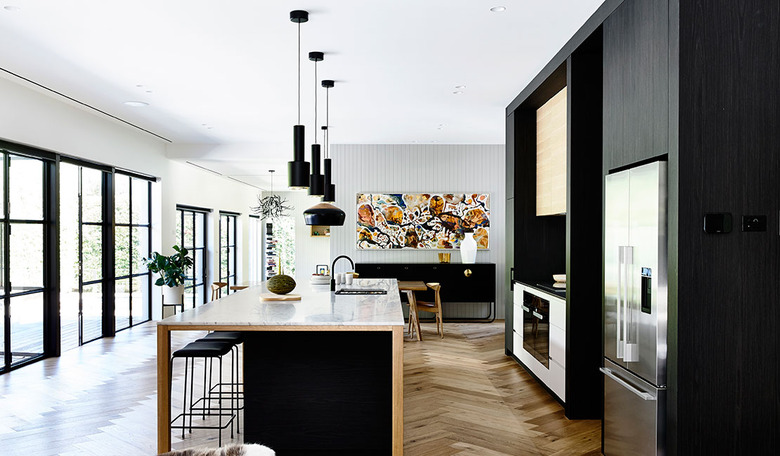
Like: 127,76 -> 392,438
355,263 -> 496,322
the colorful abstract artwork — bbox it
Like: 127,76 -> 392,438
356,193 -> 490,250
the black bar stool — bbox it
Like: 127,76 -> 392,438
169,339 -> 236,446
197,331 -> 245,431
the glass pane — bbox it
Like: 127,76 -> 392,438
60,163 -> 80,299
10,293 -> 44,363
176,210 -> 183,246
0,224 -> 4,296
220,247 -> 229,279
9,155 -> 43,220
60,164 -> 79,351
183,213 -> 194,249
115,226 -> 130,278
132,226 -> 149,274
83,225 -> 102,282
131,178 -> 149,225
0,153 -> 4,218
115,278 -> 130,331
194,283 -> 204,306
10,223 -> 44,293
130,274 -> 150,323
82,283 -> 103,343
195,212 -> 205,247
60,286 -> 79,352
184,278 -> 195,309
82,168 -> 103,223
115,175 -> 130,224
187,250 -> 196,285
220,216 -> 228,247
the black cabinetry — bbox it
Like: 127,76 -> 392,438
355,263 -> 496,321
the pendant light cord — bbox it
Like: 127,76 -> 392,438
325,86 -> 330,159
314,59 -> 319,144
297,21 -> 301,125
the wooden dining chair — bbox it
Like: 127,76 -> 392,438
210,282 -> 228,301
229,285 -> 249,292
404,290 -> 422,341
414,283 -> 444,339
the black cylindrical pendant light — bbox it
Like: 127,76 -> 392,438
288,10 -> 310,189
304,84 -> 344,226
321,79 -> 336,202
308,51 -> 325,196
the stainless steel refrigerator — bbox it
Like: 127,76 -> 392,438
603,160 -> 667,455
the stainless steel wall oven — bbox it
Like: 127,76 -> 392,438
522,290 -> 549,368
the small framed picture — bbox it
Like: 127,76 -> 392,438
316,264 -> 328,275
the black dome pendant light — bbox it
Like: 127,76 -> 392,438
308,51 -> 325,196
321,79 -> 336,202
304,79 -> 345,226
287,10 -> 310,189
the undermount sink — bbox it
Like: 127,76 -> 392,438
334,288 -> 387,295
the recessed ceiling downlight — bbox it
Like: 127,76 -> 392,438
3,5 -> 20,11
490,6 -> 507,13
123,101 -> 148,107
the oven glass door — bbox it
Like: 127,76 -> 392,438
522,291 -> 550,368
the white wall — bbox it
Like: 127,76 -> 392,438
330,144 -> 506,319
267,191 -> 331,281
0,75 -> 258,320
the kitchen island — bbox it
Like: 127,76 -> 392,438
157,278 -> 405,455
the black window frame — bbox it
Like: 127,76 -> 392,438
218,211 -> 238,294
112,172 -> 153,333
176,205 -> 210,308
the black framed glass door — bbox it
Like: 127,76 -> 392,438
60,162 -> 107,350
114,174 -> 152,331
176,206 -> 209,308
1,151 -> 51,372
219,212 -> 238,293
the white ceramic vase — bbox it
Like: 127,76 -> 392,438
162,284 -> 184,306
460,231 -> 477,264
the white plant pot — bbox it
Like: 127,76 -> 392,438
460,232 -> 477,264
162,284 -> 184,306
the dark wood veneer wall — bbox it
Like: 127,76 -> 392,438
506,29 -> 604,420
508,0 -> 780,451
674,0 -> 780,453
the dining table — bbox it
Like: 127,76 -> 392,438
397,280 -> 427,341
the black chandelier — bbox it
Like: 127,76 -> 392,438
252,170 -> 293,220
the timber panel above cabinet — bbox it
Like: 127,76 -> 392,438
355,263 -> 496,303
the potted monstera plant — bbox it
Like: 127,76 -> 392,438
144,245 -> 193,308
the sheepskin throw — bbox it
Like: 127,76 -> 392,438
159,443 -> 275,456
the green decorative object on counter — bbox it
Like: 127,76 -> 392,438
267,274 -> 296,295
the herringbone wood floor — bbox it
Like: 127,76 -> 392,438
0,321 -> 601,455
404,322 -> 601,455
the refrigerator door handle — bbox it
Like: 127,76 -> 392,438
521,305 -> 530,313
617,246 -> 625,359
600,367 -> 655,401
621,245 -> 638,362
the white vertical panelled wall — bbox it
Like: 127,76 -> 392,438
330,144 -> 506,319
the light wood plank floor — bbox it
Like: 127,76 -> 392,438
0,321 -> 601,455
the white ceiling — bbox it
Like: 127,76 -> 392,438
0,0 -> 604,189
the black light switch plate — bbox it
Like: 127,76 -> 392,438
742,215 -> 767,232
703,213 -> 732,233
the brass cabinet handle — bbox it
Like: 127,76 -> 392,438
464,269 -> 472,277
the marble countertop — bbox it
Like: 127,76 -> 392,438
157,278 -> 404,327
